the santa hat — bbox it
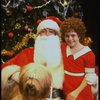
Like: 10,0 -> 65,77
45,16 -> 62,26
37,16 -> 62,34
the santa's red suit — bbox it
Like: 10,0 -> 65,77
2,47 -> 34,69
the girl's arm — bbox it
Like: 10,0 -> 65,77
67,77 -> 87,100
67,69 -> 96,100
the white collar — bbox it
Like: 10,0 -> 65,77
66,46 -> 91,60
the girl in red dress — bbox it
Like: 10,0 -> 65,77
60,17 -> 97,100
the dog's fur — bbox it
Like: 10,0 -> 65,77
1,65 -> 21,100
2,63 -> 52,100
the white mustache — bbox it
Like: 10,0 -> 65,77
37,35 -> 59,40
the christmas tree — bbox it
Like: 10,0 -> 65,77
1,0 -> 83,63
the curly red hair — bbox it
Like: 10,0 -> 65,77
60,17 -> 92,46
60,17 -> 86,37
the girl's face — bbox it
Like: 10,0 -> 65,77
65,31 -> 80,48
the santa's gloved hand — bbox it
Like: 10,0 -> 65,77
85,73 -> 97,85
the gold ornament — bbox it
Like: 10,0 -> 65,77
15,23 -> 21,29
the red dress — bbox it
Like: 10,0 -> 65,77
1,47 -> 34,69
61,43 -> 96,100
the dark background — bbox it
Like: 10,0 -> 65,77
81,0 -> 99,66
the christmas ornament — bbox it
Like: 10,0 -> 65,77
26,5 -> 33,11
15,23 -> 21,29
7,51 -> 14,57
6,10 -> 12,16
37,19 -> 42,24
83,37 -> 93,46
1,49 -> 8,56
24,24 -> 29,31
8,32 -> 14,38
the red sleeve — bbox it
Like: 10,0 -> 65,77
83,51 -> 96,73
61,43 -> 67,61
84,51 -> 96,68
61,43 -> 66,54
1,48 -> 34,69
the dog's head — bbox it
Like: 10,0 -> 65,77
19,63 -> 52,100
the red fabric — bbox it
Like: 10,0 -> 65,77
1,48 -> 34,69
37,16 -> 62,26
61,43 -> 96,100
93,94 -> 98,100
45,16 -> 62,26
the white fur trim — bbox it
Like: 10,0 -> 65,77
37,19 -> 60,34
85,68 -> 95,73
50,64 -> 64,89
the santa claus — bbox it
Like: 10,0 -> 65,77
1,17 -> 65,99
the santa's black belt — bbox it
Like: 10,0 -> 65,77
47,88 -> 65,99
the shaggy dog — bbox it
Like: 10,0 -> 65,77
1,65 -> 21,100
19,63 -> 52,100
1,63 -> 52,100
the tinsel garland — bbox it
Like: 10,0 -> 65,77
1,33 -> 36,56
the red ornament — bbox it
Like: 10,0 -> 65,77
24,24 -> 29,31
26,6 -> 33,11
8,32 -> 14,38
7,51 -> 14,57
37,19 -> 42,24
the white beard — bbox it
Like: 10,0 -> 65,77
34,35 -> 62,68
34,35 -> 64,89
